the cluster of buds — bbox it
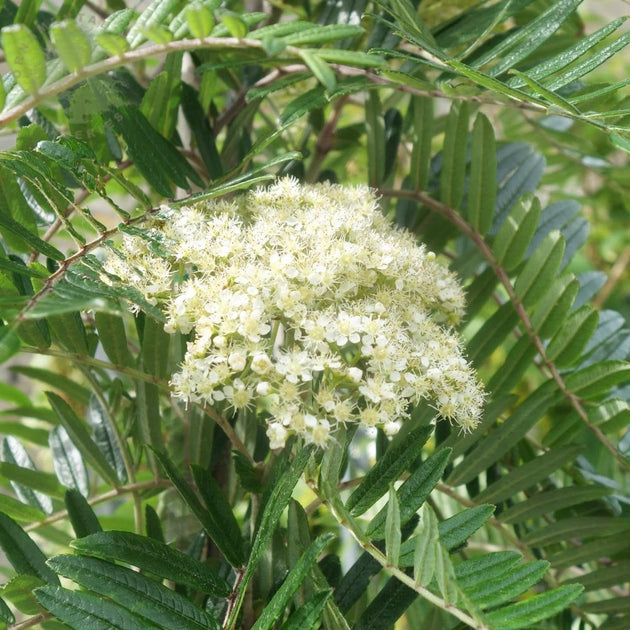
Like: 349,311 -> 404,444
104,178 -> 483,448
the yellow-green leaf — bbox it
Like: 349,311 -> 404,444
50,20 -> 91,73
1,24 -> 46,95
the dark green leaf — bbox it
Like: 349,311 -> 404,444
48,554 -> 220,629
0,513 -> 59,585
440,101 -> 469,210
35,585 -> 156,630
278,589 -> 331,630
71,531 -> 231,596
485,585 -> 583,630
468,112 -> 496,235
64,489 -> 102,539
87,396 -> 127,485
251,534 -> 333,630
367,448 -> 452,539
346,424 -> 432,516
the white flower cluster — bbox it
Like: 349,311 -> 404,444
104,178 -> 483,448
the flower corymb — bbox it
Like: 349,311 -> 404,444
104,178 -> 484,448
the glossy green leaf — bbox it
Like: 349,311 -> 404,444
0,513 -> 59,585
71,530 -> 231,596
251,534 -> 333,630
87,396 -> 127,485
151,449 -> 244,567
1,24 -> 46,95
46,392 -> 119,487
514,231 -> 566,308
485,585 -> 583,630
49,426 -> 89,497
468,112 -> 496,235
50,20 -> 91,73
440,101 -> 469,210
48,554 -> 220,629
346,424 -> 432,516
367,448 -> 451,539
64,489 -> 102,539
2,436 -> 53,514
35,585 -> 156,630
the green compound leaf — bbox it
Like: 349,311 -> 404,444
484,584 -> 584,630
35,585 -> 157,630
346,424 -> 432,516
50,20 -> 91,73
251,534 -> 333,630
1,24 -> 46,95
366,448 -> 451,539
71,531 -> 231,596
0,513 -> 59,585
48,554 -> 220,630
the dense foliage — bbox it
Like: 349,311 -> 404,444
0,1 -> 628,628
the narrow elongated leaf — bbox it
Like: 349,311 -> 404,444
455,551 -> 522,587
523,517 -> 630,547
151,449 -> 244,567
0,327 -> 20,364
493,195 -> 541,271
2,436 -> 53,514
35,585 -> 156,630
514,231 -> 566,308
64,489 -> 102,539
385,486 -> 401,566
464,560 -> 549,609
531,274 -> 579,339
71,531 -> 231,596
300,50 -> 336,91
545,305 -> 598,366
440,101 -> 469,210
50,20 -> 91,72
279,589 -> 331,630
485,585 -> 583,630
409,96 -> 433,191
49,426 -> 89,497
186,4 -> 215,39
366,91 -> 385,187
251,534 -> 333,630
0,212 -> 64,261
448,381 -> 560,486
413,504 -> 438,585
563,561 -> 630,591
468,113 -> 496,234
474,445 -> 583,504
12,366 -> 91,406
346,425 -> 432,516
46,392 -> 119,487
140,52 -> 182,139
94,311 -> 133,367
0,513 -> 59,585
0,594 -> 14,624
500,485 -> 612,524
2,574 -> 46,615
354,574 -> 417,630
1,24 -> 46,95
282,24 -> 362,45
87,396 -> 127,484
509,70 -> 579,114
550,534 -> 630,569
126,0 -> 180,48
438,504 -> 495,552
367,448 -> 452,538
0,494 -> 44,522
0,462 -> 64,498
48,554 -> 220,629
566,360 -> 630,398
